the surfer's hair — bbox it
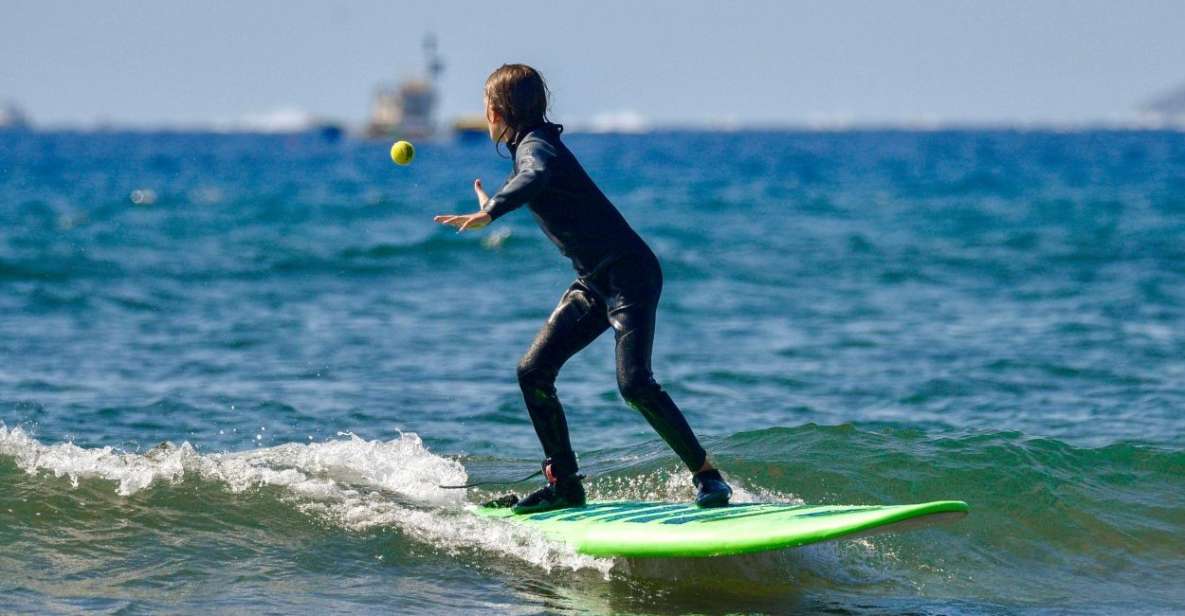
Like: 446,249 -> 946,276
484,63 -> 551,149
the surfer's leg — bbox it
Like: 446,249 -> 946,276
517,281 -> 610,478
611,284 -> 731,506
609,283 -> 708,474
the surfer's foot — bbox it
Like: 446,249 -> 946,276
512,475 -> 586,514
693,469 -> 732,508
512,459 -> 585,515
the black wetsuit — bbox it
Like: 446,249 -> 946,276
483,123 -> 707,479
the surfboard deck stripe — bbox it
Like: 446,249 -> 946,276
475,500 -> 969,557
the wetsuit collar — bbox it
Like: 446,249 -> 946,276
509,122 -> 563,152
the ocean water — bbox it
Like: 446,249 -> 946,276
1,128 -> 1184,614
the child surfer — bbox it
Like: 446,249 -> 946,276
434,64 -> 731,514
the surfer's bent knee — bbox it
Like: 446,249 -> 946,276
618,373 -> 660,406
517,358 -> 557,391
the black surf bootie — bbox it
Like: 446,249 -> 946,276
693,469 -> 732,508
512,461 -> 586,515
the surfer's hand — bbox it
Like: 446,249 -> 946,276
432,179 -> 493,232
473,178 -> 490,208
434,211 -> 491,232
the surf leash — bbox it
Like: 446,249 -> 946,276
438,468 -> 543,490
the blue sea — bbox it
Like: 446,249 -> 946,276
2,128 -> 1184,614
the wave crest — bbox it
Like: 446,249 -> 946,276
0,425 -> 611,574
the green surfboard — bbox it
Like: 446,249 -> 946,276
476,500 -> 969,558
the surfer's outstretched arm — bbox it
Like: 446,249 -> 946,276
481,138 -> 557,220
434,135 -> 557,233
436,123 -> 559,234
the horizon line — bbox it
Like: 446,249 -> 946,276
7,117 -> 1185,136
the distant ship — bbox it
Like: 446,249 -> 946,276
451,115 -> 489,143
0,101 -> 32,131
1140,82 -> 1185,127
365,35 -> 444,139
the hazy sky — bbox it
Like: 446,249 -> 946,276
3,0 -> 1184,127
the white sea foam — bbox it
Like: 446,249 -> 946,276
0,425 -> 612,575
0,425 -> 884,582
587,464 -> 802,506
